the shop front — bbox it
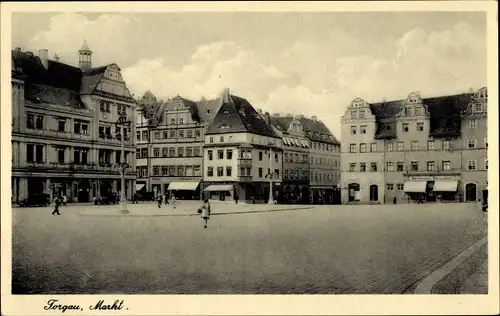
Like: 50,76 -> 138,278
204,183 -> 235,202
167,181 -> 201,200
404,175 -> 461,203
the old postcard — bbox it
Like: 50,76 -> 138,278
1,1 -> 498,315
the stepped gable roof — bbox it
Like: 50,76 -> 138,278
206,94 -> 278,138
298,117 -> 339,145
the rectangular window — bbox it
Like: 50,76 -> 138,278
427,140 -> 435,150
411,161 -> 419,171
27,114 -> 35,129
359,110 -> 365,118
443,140 -> 450,150
186,147 -> 193,157
141,148 -> 148,158
484,137 -> 488,148
360,143 -> 366,153
226,167 -> 232,177
208,150 -> 213,161
209,136 -> 213,143
370,162 -> 378,172
178,147 -> 184,157
170,130 -> 176,138
220,136 -> 224,142
351,126 -> 357,135
427,161 -> 435,171
154,148 -> 160,157
81,149 -> 88,164
442,161 -> 451,171
258,168 -> 263,177
162,148 -> 168,157
136,131 -> 141,141
468,138 -> 476,149
417,122 -> 424,131
187,130 -> 193,138
259,152 -> 263,161
217,167 -> 224,177
171,118 -> 176,124
397,142 -> 404,151
397,162 -> 404,172
360,163 -> 366,172
177,166 -> 185,177
485,159 -> 488,170
468,160 -> 477,170
35,115 -> 43,129
162,131 -> 168,139
414,106 -> 422,116
370,143 -> 377,152
207,167 -> 213,177
153,166 -> 160,176
246,167 -> 252,176
387,142 -> 393,152
26,144 -> 34,162
349,144 -> 356,153
196,130 -> 201,138
404,107 -> 413,116
155,132 -> 160,139
469,119 -> 477,128
136,148 -> 141,159
194,165 -> 201,177
397,184 -> 404,191
58,119 -> 66,132
350,110 -> 357,119
387,183 -> 394,191
161,167 -> 168,176
411,141 -> 418,151
142,130 -> 148,140
386,162 -> 394,172
218,150 -> 224,159
81,122 -> 89,135
349,163 -> 356,172
179,130 -> 184,138
179,118 -> 184,124
194,147 -> 200,156
474,103 -> 483,112
402,123 -> 409,132
169,148 -> 175,157
360,125 -> 367,134
57,147 -> 65,163
35,144 -> 43,163
227,149 -> 233,160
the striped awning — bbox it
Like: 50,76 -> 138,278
204,184 -> 234,192
433,181 -> 458,192
168,181 -> 200,191
403,181 -> 427,193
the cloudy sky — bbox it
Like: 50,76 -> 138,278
12,11 -> 486,139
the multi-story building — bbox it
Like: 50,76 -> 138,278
270,114 -> 341,204
11,42 -> 137,203
135,91 -> 220,199
203,88 -> 283,203
340,88 -> 488,204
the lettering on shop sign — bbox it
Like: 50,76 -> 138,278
409,176 -> 457,181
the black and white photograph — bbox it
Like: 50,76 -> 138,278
1,1 -> 498,315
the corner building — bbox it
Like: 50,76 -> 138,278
340,88 -> 488,204
11,42 -> 137,203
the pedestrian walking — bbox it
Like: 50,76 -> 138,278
163,193 -> 169,205
52,196 -> 61,215
234,195 -> 239,204
393,196 -> 397,205
62,194 -> 68,206
199,199 -> 211,228
157,194 -> 162,208
171,194 -> 176,209
133,193 -> 138,204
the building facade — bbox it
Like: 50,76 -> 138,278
271,114 -> 341,204
135,91 -> 220,199
203,89 -> 283,203
11,42 -> 137,203
340,88 -> 488,204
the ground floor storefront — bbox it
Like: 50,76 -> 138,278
138,178 -> 203,201
11,175 -> 136,204
202,181 -> 282,204
310,186 -> 340,205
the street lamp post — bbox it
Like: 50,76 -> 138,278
115,112 -> 132,214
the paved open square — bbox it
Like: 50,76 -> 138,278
12,202 -> 487,294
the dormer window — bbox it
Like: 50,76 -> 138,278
220,125 -> 230,129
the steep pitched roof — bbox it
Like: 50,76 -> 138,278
298,117 -> 339,145
270,116 -> 293,133
195,98 -> 222,124
206,94 -> 278,137
80,66 -> 107,95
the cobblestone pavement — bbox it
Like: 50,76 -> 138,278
12,203 -> 487,294
459,256 -> 488,294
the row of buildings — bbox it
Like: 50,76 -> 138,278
10,42 -> 488,205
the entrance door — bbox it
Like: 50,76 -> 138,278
78,179 -> 91,202
369,185 -> 378,201
482,190 -> 488,204
465,183 -> 477,201
348,183 -> 360,202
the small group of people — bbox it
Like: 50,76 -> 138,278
52,195 -> 67,215
157,193 -> 176,209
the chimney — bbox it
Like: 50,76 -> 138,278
53,53 -> 60,62
221,88 -> 230,103
265,112 -> 271,125
39,49 -> 48,68
311,116 -> 317,121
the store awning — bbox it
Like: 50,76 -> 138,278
168,181 -> 200,191
204,184 -> 234,192
433,181 -> 458,192
136,183 -> 146,191
403,181 -> 427,193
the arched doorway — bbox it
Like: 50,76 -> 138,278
369,185 -> 379,201
348,183 -> 360,202
465,183 -> 477,202
99,180 -> 112,197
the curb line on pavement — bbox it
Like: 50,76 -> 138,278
414,234 -> 488,294
76,207 -> 314,217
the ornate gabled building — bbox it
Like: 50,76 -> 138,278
203,88 -> 283,203
135,91 -> 221,199
11,41 -> 137,203
270,114 -> 341,204
340,88 -> 488,204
